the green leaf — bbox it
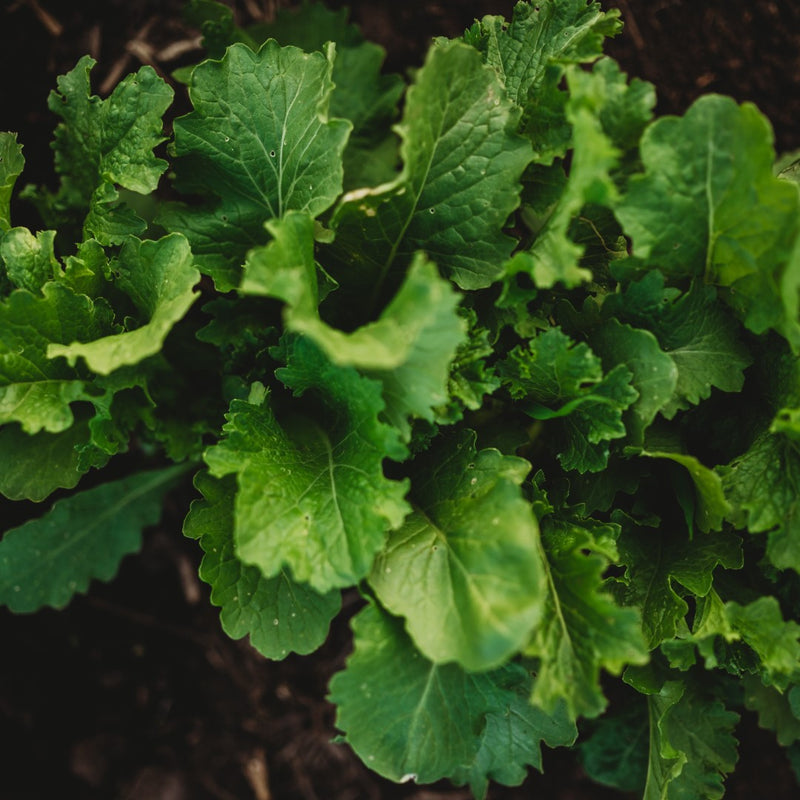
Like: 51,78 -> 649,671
644,680 -> 739,800
0,465 -> 186,612
48,56 -> 173,243
616,94 -> 800,347
527,501 -> 648,721
330,42 -> 405,190
204,341 -> 409,593
513,65 -> 620,289
183,0 -> 255,59
245,229 -> 466,440
0,418 -> 95,502
660,589 -> 743,674
588,318 -> 678,444
640,450 -> 731,533
588,57 -> 656,152
48,234 -> 199,375
724,597 -> 800,689
615,515 -> 743,649
240,211 -> 320,314
603,272 -> 753,417
329,602 -> 576,794
773,405 -> 800,443
500,327 -> 637,473
328,40 -> 531,300
184,471 -> 341,659
298,254 -> 466,440
60,237 -> 111,297
437,306 -> 501,423
466,0 -> 621,164
0,132 -> 25,232
0,228 -> 58,293
579,700 -> 649,792
743,676 -> 800,746
252,4 -> 406,192
0,282 -> 116,433
370,429 -> 545,671
248,1 -> 361,51
160,41 -> 351,290
720,430 -> 800,571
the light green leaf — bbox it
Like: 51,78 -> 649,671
328,40 -> 531,300
660,589 -> 741,673
370,429 -> 545,671
590,319 -> 678,444
160,40 -> 351,290
240,211 -> 319,314
720,430 -> 800,571
466,0 -> 621,164
527,503 -> 648,721
49,234 -> 199,374
0,132 -> 25,232
589,57 -> 656,152
724,597 -> 800,690
616,94 -> 800,347
644,680 -> 739,800
60,238 -> 111,297
48,56 -> 173,243
184,471 -> 341,659
0,282 -> 116,433
0,228 -> 58,293
0,465 -> 186,612
245,231 -> 466,440
500,327 -> 637,473
514,65 -> 620,289
437,307 -> 501,423
300,254 -> 465,440
329,602 -> 576,794
603,272 -> 753,417
204,340 -> 409,593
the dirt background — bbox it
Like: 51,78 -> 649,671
2,1 -> 800,798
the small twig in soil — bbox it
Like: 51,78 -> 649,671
243,748 -> 272,800
99,15 -> 157,95
21,0 -> 62,36
86,22 -> 101,60
176,549 -> 203,605
198,774 -> 241,800
243,0 -> 269,21
614,0 -> 645,52
157,36 -> 203,63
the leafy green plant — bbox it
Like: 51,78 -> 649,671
2,1 -> 800,796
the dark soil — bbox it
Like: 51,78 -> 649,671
2,2 -> 800,798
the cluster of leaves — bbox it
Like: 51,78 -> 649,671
2,0 -> 800,796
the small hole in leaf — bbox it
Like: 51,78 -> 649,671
514,271 -> 535,291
